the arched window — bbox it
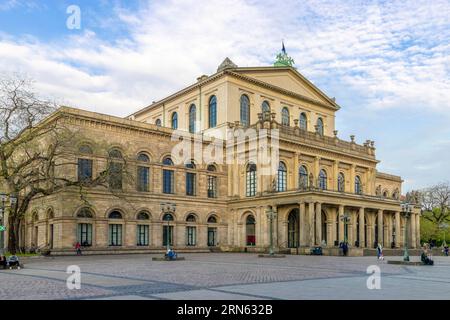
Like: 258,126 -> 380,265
282,107 -> 290,126
261,100 -> 270,113
338,173 -> 345,192
246,163 -> 257,197
240,94 -> 250,127
162,157 -> 174,194
77,208 -> 94,218
277,162 -> 287,192
137,211 -> 150,220
207,164 -> 217,172
207,215 -> 218,223
189,104 -> 196,133
78,145 -> 93,183
208,95 -> 217,128
163,213 -> 174,221
186,161 -> 196,196
355,176 -> 362,195
299,113 -> 307,130
316,117 -> 324,136
108,148 -> 123,159
137,153 -> 150,192
246,215 -> 256,246
163,157 -> 173,166
383,190 -> 389,199
108,211 -> 123,219
319,169 -> 327,190
299,165 -> 309,189
288,210 -> 299,248
109,211 -> 122,246
137,212 -> 150,246
155,119 -> 161,127
79,145 -> 93,154
108,149 -> 123,190
171,112 -> 178,129
186,214 -> 196,222
137,153 -> 150,162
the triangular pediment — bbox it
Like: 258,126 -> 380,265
233,67 -> 338,109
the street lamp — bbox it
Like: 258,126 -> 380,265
340,213 -> 350,244
401,203 -> 413,262
161,202 -> 176,252
266,206 -> 277,256
0,193 -> 17,255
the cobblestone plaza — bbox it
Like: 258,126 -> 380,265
1,253 -> 449,300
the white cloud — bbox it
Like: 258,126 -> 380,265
0,0 -> 450,190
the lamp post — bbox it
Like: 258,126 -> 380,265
340,213 -> 350,244
161,202 -> 176,252
266,206 -> 277,256
401,203 -> 413,262
0,193 -> 6,255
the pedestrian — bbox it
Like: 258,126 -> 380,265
444,245 -> 449,257
75,241 -> 82,256
343,242 -> 348,256
377,243 -> 384,260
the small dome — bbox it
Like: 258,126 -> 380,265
217,57 -> 238,72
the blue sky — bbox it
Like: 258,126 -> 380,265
0,0 -> 449,192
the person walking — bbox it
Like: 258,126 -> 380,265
75,241 -> 82,256
377,243 -> 384,260
443,245 -> 449,257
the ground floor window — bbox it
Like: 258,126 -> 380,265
109,224 -> 122,246
186,226 -> 196,246
162,225 -> 174,246
246,215 -> 256,246
137,225 -> 149,246
208,227 -> 217,246
77,223 -> 92,247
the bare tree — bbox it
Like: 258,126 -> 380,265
420,182 -> 450,225
0,75 -> 131,254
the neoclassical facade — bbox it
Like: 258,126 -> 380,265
17,53 -> 421,255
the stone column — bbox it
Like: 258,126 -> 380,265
308,202 -> 315,246
377,209 -> 384,246
410,213 -> 417,248
338,205 -> 345,243
416,213 -> 421,248
359,208 -> 365,247
352,210 -> 358,246
299,202 -> 307,246
395,211 -> 401,248
315,202 -> 322,245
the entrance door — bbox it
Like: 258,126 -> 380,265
287,210 -> 299,248
162,225 -> 173,246
207,227 -> 217,246
49,225 -> 54,249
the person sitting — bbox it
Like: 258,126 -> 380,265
166,248 -> 177,260
421,245 -> 434,265
0,255 -> 7,269
7,255 -> 21,268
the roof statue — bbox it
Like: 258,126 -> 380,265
217,57 -> 238,72
274,41 -> 295,67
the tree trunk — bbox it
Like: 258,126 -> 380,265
7,216 -> 19,254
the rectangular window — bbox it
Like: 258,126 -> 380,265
186,226 -> 196,246
186,172 -> 196,196
208,227 -> 217,246
162,225 -> 174,246
207,175 -> 217,198
77,223 -> 92,246
163,169 -> 174,194
137,166 -> 149,192
109,162 -> 123,190
109,224 -> 122,246
137,225 -> 149,246
78,159 -> 93,182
